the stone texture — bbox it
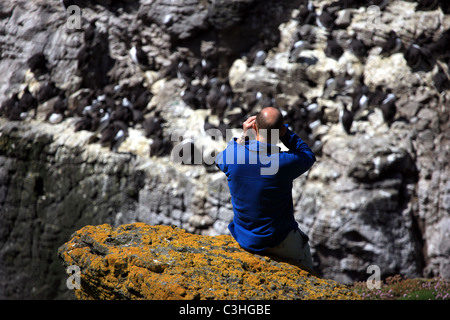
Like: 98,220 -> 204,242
58,223 -> 359,300
0,119 -> 143,299
0,118 -> 232,299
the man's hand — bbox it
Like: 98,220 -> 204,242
243,115 -> 256,135
237,116 -> 256,145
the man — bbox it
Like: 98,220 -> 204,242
215,106 -> 316,271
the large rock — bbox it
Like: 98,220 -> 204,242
58,223 -> 359,300
136,0 -> 305,76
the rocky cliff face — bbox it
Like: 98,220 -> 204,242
0,120 -> 144,298
0,0 -> 449,299
58,222 -> 359,299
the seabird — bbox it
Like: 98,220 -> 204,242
163,14 -> 173,25
112,129 -> 126,152
252,50 -> 267,66
352,85 -> 369,113
129,46 -> 138,65
143,116 -> 163,138
339,103 -> 353,134
7,105 -> 22,121
37,80 -> 60,103
297,1 -> 316,25
46,92 -> 67,124
181,86 -> 202,110
18,86 -> 38,119
305,98 -> 322,126
432,66 -> 450,93
247,90 -> 263,110
75,115 -> 98,132
289,40 -> 313,63
380,31 -> 402,56
112,105 -> 133,125
132,109 -> 144,125
122,97 -> 132,108
426,28 -> 450,59
1,92 -> 20,120
306,99 -> 319,114
325,38 -> 343,60
149,136 -> 169,157
382,92 -> 396,105
246,43 -> 269,67
380,94 -> 397,126
206,85 -> 220,111
369,85 -> 388,107
322,76 -> 337,99
215,95 -> 229,118
100,121 -> 128,151
292,93 -> 307,109
196,86 -> 208,108
201,58 -> 212,76
82,105 -> 93,116
130,40 -> 152,70
349,36 -> 369,58
316,7 -> 335,30
404,43 -> 434,71
340,76 -> 356,95
98,111 -> 111,132
194,58 -> 212,79
286,105 -> 307,135
404,44 -> 422,69
309,119 -> 321,132
220,82 -> 233,97
176,60 -> 193,82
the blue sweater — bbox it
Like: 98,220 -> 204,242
215,125 -> 316,252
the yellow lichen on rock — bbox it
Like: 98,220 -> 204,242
58,223 -> 360,300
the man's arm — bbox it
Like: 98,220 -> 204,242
236,115 -> 256,145
279,124 -> 316,178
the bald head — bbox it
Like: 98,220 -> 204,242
255,107 -> 284,143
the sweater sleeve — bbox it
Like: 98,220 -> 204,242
279,124 -> 316,178
215,137 -> 238,174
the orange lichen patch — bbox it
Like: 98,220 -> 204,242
58,223 -> 360,300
